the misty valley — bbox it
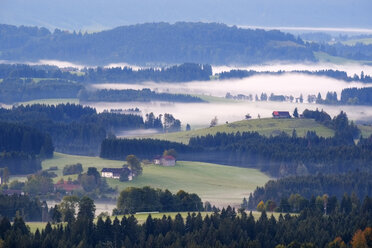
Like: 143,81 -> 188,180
0,19 -> 372,248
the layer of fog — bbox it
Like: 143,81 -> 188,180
238,25 -> 372,35
116,129 -> 161,138
47,200 -> 115,217
92,73 -> 372,100
212,63 -> 372,77
86,100 -> 372,129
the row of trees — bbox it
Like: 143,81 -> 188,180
0,63 -> 213,83
1,198 -> 371,247
245,172 -> 372,210
114,186 -> 203,214
78,88 -> 205,103
100,138 -> 192,160
218,69 -> 372,83
251,193 -> 363,215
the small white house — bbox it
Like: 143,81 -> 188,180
101,168 -> 133,181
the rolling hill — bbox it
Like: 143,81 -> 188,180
40,152 -> 270,207
143,118 -> 335,144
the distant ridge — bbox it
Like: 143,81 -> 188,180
0,22 -> 315,66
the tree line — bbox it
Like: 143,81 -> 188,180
246,172 -> 372,211
0,122 -> 53,174
0,104 -> 144,155
0,22 -> 315,65
0,197 -> 371,247
0,194 -> 46,221
315,87 -> 372,106
0,78 -> 83,104
114,186 -> 203,214
218,69 -> 372,83
79,88 -> 205,103
100,138 -> 192,160
0,63 -> 212,84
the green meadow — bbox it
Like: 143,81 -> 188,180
40,153 -> 270,207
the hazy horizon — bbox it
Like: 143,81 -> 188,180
1,0 -> 371,32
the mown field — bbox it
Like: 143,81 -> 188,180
41,153 -> 270,207
143,118 -> 335,144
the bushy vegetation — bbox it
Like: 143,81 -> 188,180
114,186 -> 203,214
62,163 -> 83,176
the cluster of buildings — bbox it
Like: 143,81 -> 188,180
100,155 -> 176,180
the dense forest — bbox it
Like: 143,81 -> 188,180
0,63 -> 212,83
0,194 -> 45,221
0,23 -> 315,65
0,63 -> 212,103
247,172 -> 372,211
79,88 -> 205,103
100,138 -> 192,160
0,122 -> 53,174
0,196 -> 371,247
0,104 -> 144,155
0,78 -> 83,104
314,87 -> 372,106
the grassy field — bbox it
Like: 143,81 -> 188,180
42,152 -> 125,182
106,161 -> 269,207
195,94 -> 237,103
143,118 -> 335,144
40,153 -> 270,207
314,51 -> 372,65
358,124 -> 372,138
342,38 -> 372,46
17,98 -> 79,106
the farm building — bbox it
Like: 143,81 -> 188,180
272,111 -> 291,119
54,180 -> 82,192
101,167 -> 133,180
153,155 -> 176,166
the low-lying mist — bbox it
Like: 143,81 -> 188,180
92,73 -> 372,99
86,100 -> 372,129
212,63 -> 372,77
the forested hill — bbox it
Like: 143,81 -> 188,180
0,22 -> 315,65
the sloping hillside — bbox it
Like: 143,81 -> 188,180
143,118 -> 335,144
